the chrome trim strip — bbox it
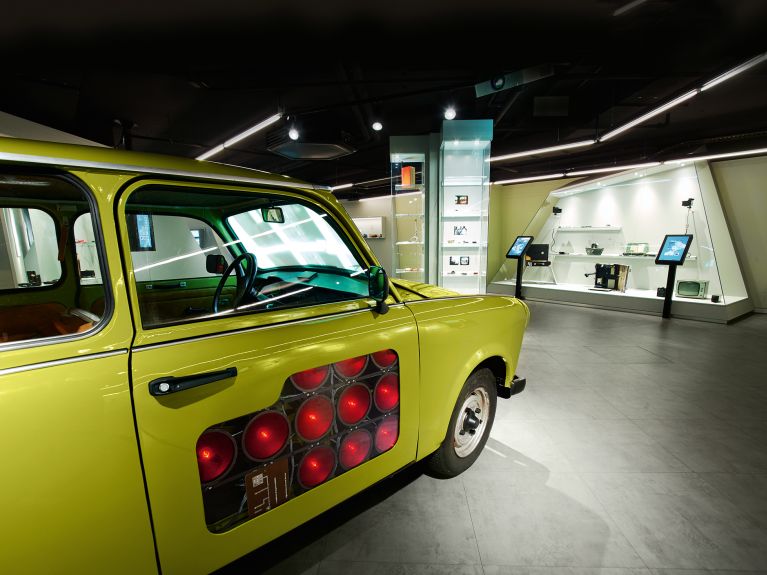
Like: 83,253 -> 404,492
0,349 -> 128,377
0,151 -> 330,192
132,305 -> 400,352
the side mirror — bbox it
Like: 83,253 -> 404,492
206,254 -> 227,274
368,266 -> 390,315
261,207 -> 285,223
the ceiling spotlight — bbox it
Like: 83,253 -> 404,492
372,121 -> 383,131
444,107 -> 457,121
288,127 -> 299,141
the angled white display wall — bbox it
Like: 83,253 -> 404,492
490,162 -> 751,322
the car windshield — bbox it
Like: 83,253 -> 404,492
227,203 -> 365,275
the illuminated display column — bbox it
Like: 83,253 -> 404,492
439,120 -> 492,294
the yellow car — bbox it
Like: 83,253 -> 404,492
0,137 -> 528,575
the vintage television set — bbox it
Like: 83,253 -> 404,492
676,279 -> 709,298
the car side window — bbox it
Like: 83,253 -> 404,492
0,173 -> 108,345
124,186 -> 369,328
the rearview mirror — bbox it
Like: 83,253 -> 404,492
261,207 -> 285,223
368,266 -> 389,315
206,254 -> 227,274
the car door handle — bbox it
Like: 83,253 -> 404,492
149,367 -> 237,396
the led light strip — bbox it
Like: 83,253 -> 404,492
196,113 -> 283,161
488,52 -> 767,162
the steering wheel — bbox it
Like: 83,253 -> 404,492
213,253 -> 258,314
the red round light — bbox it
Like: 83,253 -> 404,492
295,395 -> 334,441
374,373 -> 400,413
337,384 -> 372,426
298,446 -> 336,488
334,355 -> 368,379
374,416 -> 399,453
242,411 -> 290,461
196,429 -> 236,484
371,349 -> 398,368
339,429 -> 373,470
290,365 -> 330,392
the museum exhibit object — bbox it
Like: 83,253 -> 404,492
0,136 -> 529,575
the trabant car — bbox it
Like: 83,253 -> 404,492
0,136 -> 528,574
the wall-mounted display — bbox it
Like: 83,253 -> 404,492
352,216 -> 385,239
489,162 -> 751,323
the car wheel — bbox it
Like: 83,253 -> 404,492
425,368 -> 497,478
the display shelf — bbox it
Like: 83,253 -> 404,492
553,253 -> 697,261
441,214 -> 481,219
556,226 -> 622,232
391,152 -> 426,282
442,243 -> 485,248
395,241 -> 424,245
394,184 -> 424,192
396,268 -> 424,273
395,213 -> 424,218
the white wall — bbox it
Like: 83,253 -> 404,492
711,155 -> 767,310
340,198 -> 394,274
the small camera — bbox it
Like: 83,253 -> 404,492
553,206 -> 562,214
681,198 -> 694,208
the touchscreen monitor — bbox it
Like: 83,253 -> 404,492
655,234 -> 692,265
506,236 -> 533,258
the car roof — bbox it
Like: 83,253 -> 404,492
0,136 -> 329,193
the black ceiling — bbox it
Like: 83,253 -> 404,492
2,0 -> 766,197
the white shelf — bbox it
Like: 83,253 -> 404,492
553,253 -> 697,261
395,213 -> 424,218
556,226 -> 622,232
396,268 -> 424,273
443,273 -> 486,277
395,241 -> 424,245
443,243 -> 485,248
442,214 -> 481,219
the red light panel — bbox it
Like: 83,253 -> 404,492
196,430 -> 236,484
298,446 -> 336,488
333,355 -> 368,379
339,429 -> 373,470
371,349 -> 397,368
374,416 -> 399,453
290,365 -> 330,392
374,373 -> 400,412
242,411 -> 290,461
295,395 -> 334,441
337,384 -> 372,426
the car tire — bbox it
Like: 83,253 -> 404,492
425,368 -> 497,478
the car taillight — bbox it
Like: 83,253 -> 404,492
334,355 -> 368,379
242,411 -> 290,461
295,395 -> 334,441
298,446 -> 336,488
196,430 -> 236,484
371,349 -> 397,368
290,365 -> 330,392
374,416 -> 399,453
339,429 -> 373,470
374,373 -> 400,412
337,384 -> 371,426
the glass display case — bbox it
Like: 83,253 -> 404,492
390,153 -> 426,282
439,121 -> 492,294
490,162 -> 751,322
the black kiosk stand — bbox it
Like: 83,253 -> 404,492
655,234 -> 693,319
506,236 -> 534,299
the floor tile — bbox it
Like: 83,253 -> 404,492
581,472 -> 767,569
463,471 -> 645,567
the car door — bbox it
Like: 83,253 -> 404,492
0,170 -> 157,574
119,180 -> 419,575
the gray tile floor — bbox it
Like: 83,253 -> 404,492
218,303 -> 767,575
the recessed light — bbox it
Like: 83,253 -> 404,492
444,107 -> 457,120
372,121 -> 383,131
288,127 -> 299,141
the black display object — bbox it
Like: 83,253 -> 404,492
505,235 -> 534,299
655,234 -> 693,318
